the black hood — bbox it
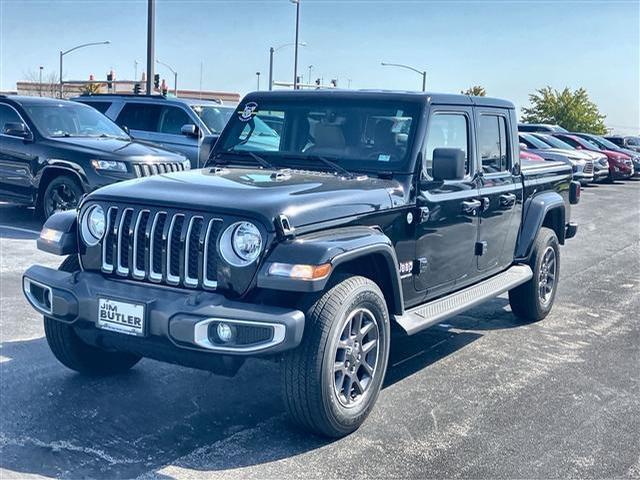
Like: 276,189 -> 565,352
89,167 -> 409,231
44,137 -> 185,162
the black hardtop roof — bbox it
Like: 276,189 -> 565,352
241,89 -> 515,109
0,95 -> 85,107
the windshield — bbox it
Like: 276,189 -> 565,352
24,103 -> 128,139
583,134 -> 619,150
214,98 -> 421,172
520,133 -> 551,149
190,105 -> 234,134
533,134 -> 576,150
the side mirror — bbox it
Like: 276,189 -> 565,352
4,122 -> 32,140
519,142 -> 528,150
432,148 -> 465,181
121,125 -> 130,135
181,124 -> 199,137
576,145 -> 583,150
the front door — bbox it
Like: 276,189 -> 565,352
414,107 -> 480,301
0,104 -> 36,202
475,109 -> 522,273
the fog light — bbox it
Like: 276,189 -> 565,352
216,323 -> 235,343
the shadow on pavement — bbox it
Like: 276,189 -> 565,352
0,296 -> 518,478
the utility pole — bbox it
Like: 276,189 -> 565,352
134,60 -> 138,81
146,0 -> 155,95
291,0 -> 300,89
256,72 -> 261,91
38,66 -> 43,96
307,65 -> 313,85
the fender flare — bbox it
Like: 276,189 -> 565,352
515,191 -> 565,262
36,163 -> 89,205
257,226 -> 404,315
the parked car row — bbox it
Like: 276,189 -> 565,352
518,123 -> 638,183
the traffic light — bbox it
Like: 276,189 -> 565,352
106,71 -> 113,89
133,83 -> 141,95
315,78 -> 321,89
330,79 -> 338,88
160,79 -> 168,96
153,74 -> 160,89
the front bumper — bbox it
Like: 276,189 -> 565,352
23,265 -> 305,358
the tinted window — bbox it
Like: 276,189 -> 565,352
80,101 -> 112,114
116,103 -> 162,132
627,137 -> 639,146
158,106 -> 192,134
424,113 -> 469,177
556,135 -> 579,148
24,103 -> 127,138
0,104 -> 22,133
191,105 -> 234,134
479,115 -> 509,173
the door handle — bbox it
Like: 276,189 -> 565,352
461,199 -> 482,214
499,193 -> 517,208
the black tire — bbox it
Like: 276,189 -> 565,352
39,174 -> 84,220
44,255 -> 141,375
281,275 -> 390,438
509,227 -> 560,322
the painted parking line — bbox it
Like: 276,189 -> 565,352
0,225 -> 40,235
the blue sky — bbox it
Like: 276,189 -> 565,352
1,0 -> 638,134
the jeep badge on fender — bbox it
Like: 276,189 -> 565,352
23,90 -> 579,438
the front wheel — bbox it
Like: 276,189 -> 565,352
281,275 -> 390,437
509,227 -> 560,322
40,174 -> 84,220
44,255 -> 142,375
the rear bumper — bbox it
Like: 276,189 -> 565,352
23,265 -> 305,358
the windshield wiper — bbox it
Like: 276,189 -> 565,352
212,151 -> 277,170
305,155 -> 355,179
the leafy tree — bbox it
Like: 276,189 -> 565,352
461,85 -> 486,96
521,86 -> 607,134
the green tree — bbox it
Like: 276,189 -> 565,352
461,85 -> 486,96
521,86 -> 607,134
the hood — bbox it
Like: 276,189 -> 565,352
542,148 -> 589,162
45,137 -> 186,162
88,167 -> 407,231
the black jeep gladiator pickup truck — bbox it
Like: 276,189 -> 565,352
23,90 -> 580,437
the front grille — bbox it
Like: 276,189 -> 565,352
583,160 -> 593,174
101,207 -> 223,289
133,162 -> 186,178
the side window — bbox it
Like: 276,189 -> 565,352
423,113 -> 469,177
478,115 -> 510,173
115,103 -> 162,132
81,101 -> 112,115
158,106 -> 192,135
0,104 -> 22,133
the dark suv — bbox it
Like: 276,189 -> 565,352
24,90 -> 579,437
74,94 -> 235,168
0,95 -> 189,218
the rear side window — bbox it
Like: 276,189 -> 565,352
0,104 -> 22,132
116,103 -> 162,132
158,106 -> 192,134
478,115 -> 510,173
80,101 -> 112,114
424,113 -> 469,177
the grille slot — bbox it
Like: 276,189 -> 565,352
133,162 -> 185,177
100,207 -> 222,290
583,161 -> 593,174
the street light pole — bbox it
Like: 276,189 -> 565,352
39,66 -> 43,97
146,0 -> 155,95
291,0 -> 300,89
268,42 -> 306,91
381,61 -> 427,92
156,59 -> 178,96
256,72 -> 261,91
59,40 -> 110,98
307,65 -> 313,85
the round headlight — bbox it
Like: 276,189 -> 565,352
232,222 -> 262,262
81,205 -> 105,245
220,221 -> 263,266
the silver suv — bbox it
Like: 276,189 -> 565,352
73,94 -> 235,168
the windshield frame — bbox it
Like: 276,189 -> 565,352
24,102 -> 129,140
212,97 -> 425,175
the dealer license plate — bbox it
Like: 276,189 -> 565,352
97,298 -> 145,336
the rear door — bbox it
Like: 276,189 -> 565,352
475,108 -> 522,273
0,104 -> 37,202
414,107 -> 481,300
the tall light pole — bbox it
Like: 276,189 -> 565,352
256,71 -> 261,91
307,65 -> 313,85
291,0 -> 301,89
268,42 -> 306,90
146,0 -> 155,95
39,66 -> 43,96
59,40 -> 110,98
381,61 -> 427,92
156,59 -> 177,96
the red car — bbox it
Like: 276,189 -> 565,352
520,149 -> 546,163
553,133 -> 634,180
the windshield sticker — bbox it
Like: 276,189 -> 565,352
238,102 -> 258,122
378,154 -> 391,162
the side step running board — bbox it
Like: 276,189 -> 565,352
395,264 -> 533,335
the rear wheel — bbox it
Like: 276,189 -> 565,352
44,255 -> 141,375
40,174 -> 84,219
509,227 -> 560,322
281,275 -> 390,438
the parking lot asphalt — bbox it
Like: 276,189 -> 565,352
1,179 -> 639,479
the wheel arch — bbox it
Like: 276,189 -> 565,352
515,191 -> 565,262
36,165 -> 88,210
